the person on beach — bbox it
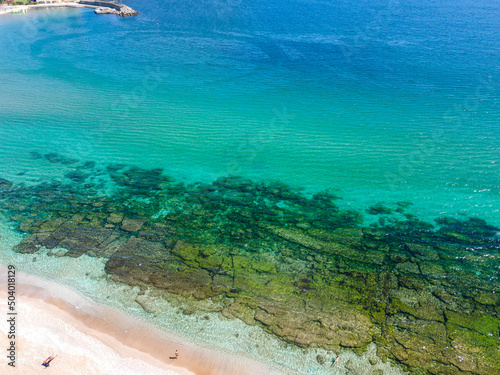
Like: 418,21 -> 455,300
175,350 -> 179,359
332,355 -> 339,367
42,355 -> 57,368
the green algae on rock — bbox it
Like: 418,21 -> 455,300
1,155 -> 499,375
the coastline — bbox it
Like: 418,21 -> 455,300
0,265 -> 287,375
0,3 -> 89,16
0,2 -> 137,16
0,0 -> 499,372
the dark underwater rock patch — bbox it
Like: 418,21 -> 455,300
367,202 -> 394,215
80,161 -> 96,169
65,170 -> 90,183
0,178 -> 13,189
29,151 -> 43,159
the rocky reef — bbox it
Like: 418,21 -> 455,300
78,1 -> 139,17
1,152 -> 499,375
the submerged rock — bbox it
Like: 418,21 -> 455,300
316,354 -> 326,365
3,159 -> 500,375
44,152 -> 78,165
367,202 -> 394,215
65,170 -> 90,183
107,212 -> 124,224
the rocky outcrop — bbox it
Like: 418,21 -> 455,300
0,178 -> 13,189
3,152 -> 500,375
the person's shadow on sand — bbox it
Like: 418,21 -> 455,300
169,356 -> 177,360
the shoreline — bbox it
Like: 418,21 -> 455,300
0,1 -> 138,16
0,216 -> 405,375
0,265 -> 288,375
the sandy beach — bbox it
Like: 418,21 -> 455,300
0,266 -> 286,375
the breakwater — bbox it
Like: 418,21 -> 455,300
78,1 -> 138,17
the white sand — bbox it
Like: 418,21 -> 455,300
0,293 -> 191,375
0,271 -> 193,374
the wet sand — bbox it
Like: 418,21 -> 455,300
0,266 -> 287,375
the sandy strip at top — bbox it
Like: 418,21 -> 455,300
0,3 -> 91,15
0,2 -> 134,15
0,266 -> 287,375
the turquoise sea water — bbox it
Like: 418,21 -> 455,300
1,0 -> 499,224
0,1 -> 499,374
